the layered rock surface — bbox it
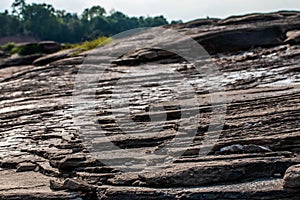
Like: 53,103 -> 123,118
0,11 -> 300,199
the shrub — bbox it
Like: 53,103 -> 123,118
18,44 -> 43,55
1,42 -> 43,55
75,36 -> 111,51
1,42 -> 19,54
63,36 -> 112,56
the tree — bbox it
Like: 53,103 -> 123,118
2,1 -> 169,43
0,12 -> 21,37
11,0 -> 26,19
22,3 -> 60,40
82,6 -> 106,21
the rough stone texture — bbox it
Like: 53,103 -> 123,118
284,164 -> 300,189
0,170 -> 81,200
285,30 -> 300,44
0,11 -> 300,199
16,41 -> 62,54
63,178 -> 97,191
38,41 -> 62,54
0,50 -> 9,58
32,48 -> 79,66
0,54 -> 43,68
16,162 -> 37,172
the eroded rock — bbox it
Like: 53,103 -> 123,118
63,178 -> 96,191
284,164 -> 300,189
219,144 -> 272,155
16,162 -> 37,172
33,49 -> 78,66
285,30 -> 300,44
0,11 -> 299,200
0,54 -> 43,68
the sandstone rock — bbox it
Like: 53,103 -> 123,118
33,49 -> 78,66
220,144 -> 244,154
0,170 -> 80,199
283,164 -> 300,189
116,157 -> 298,187
50,179 -> 65,190
182,18 -> 220,28
0,54 -> 43,68
219,144 -> 272,154
63,178 -> 96,191
38,41 -> 62,54
218,13 -> 283,25
243,144 -> 272,153
49,56 -> 84,66
285,30 -> 300,44
195,26 -> 284,54
0,50 -> 9,58
16,162 -> 37,172
51,155 -> 102,171
38,162 -> 60,176
0,11 -> 300,200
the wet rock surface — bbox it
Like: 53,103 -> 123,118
0,11 -> 300,199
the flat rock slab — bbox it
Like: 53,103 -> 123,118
99,179 -> 300,200
0,170 -> 81,200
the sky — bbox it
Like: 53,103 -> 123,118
1,0 -> 300,22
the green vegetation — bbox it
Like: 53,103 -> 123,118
71,37 -> 111,51
18,44 -> 43,55
64,36 -> 112,56
1,36 -> 112,56
0,0 -> 171,44
1,42 -> 19,54
1,42 -> 43,55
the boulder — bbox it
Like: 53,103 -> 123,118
16,162 -> 37,172
17,41 -> 62,55
283,164 -> 300,189
50,180 -> 65,190
39,41 -> 62,54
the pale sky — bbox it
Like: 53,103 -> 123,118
1,0 -> 299,22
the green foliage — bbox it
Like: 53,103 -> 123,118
76,37 -> 111,51
1,37 -> 110,56
1,42 -> 16,52
1,42 -> 43,55
65,36 -> 112,56
18,44 -> 43,55
0,0 -> 169,44
1,42 -> 20,54
82,6 -> 106,21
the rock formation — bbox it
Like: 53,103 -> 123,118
0,11 -> 300,199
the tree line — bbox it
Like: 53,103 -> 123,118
0,0 -> 176,43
